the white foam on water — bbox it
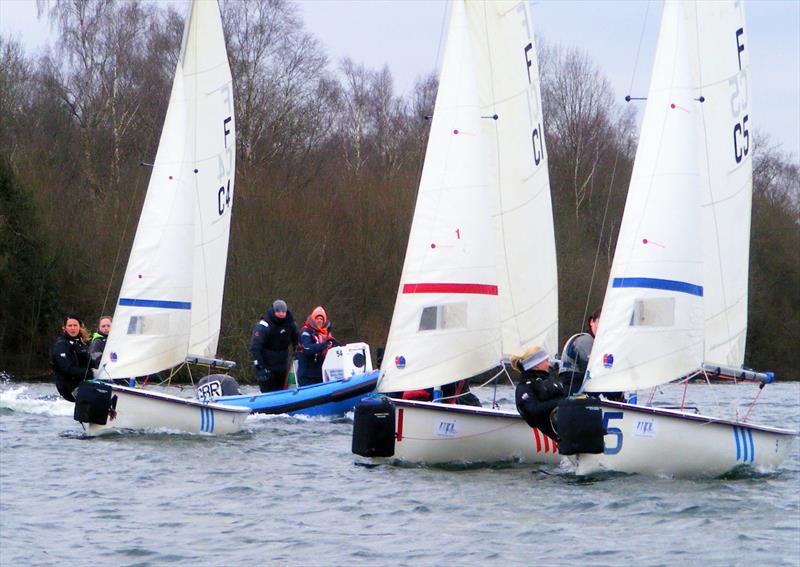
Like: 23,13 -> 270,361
0,385 -> 73,417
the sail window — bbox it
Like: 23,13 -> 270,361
630,298 -> 675,327
418,303 -> 467,331
127,314 -> 170,335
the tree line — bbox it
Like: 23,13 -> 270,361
1,0 -> 797,380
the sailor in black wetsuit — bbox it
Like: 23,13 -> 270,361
513,345 -> 565,441
249,299 -> 299,392
51,314 -> 93,402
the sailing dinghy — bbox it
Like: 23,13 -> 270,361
352,0 -> 561,465
556,0 -> 798,477
76,0 -> 249,436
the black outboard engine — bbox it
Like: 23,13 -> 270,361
197,374 -> 241,401
352,397 -> 396,457
555,396 -> 605,455
74,380 -> 115,425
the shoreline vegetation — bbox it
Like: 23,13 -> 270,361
1,1 -> 797,383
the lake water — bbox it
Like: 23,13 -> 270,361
1,378 -> 799,566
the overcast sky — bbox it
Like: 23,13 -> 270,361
2,0 -> 798,159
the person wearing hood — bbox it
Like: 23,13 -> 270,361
249,299 -> 299,392
296,306 -> 338,387
51,313 -> 94,402
88,315 -> 112,368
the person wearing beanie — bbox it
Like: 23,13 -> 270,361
249,299 -> 299,392
51,313 -> 94,402
296,306 -> 339,386
512,344 -> 565,441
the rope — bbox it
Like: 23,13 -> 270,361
578,1 -> 652,365
99,166 -> 148,317
742,383 -> 766,423
627,1 -> 652,97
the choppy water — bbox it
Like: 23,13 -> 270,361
1,379 -> 799,566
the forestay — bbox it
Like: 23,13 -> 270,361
378,0 -> 556,394
100,0 -> 235,378
583,1 -> 705,393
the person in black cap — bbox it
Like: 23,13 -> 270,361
249,299 -> 299,392
51,313 -> 94,401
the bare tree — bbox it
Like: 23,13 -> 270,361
39,0 -> 152,195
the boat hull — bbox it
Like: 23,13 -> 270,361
216,371 -> 379,416
83,384 -> 250,436
572,400 -> 799,477
368,398 -> 562,466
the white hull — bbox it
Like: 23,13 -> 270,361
572,401 -> 798,477
83,384 -> 250,436
385,399 -> 561,465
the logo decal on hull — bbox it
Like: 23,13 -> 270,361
633,418 -> 656,438
733,426 -> 755,463
435,420 -> 458,437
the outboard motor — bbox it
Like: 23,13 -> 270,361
197,374 -> 241,401
352,397 -> 395,457
555,396 -> 605,455
74,380 -> 116,425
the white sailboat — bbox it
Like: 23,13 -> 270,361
352,0 -> 561,465
561,0 -> 797,476
79,0 -> 249,435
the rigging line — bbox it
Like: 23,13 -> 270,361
99,165 -> 148,318
626,0 -> 653,96
580,0 -> 652,335
700,367 -> 725,418
581,144 -> 622,331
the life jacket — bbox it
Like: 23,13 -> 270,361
559,332 -> 590,374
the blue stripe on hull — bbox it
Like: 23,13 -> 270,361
740,427 -> 748,462
612,277 -> 703,297
119,298 -> 192,310
733,426 -> 756,463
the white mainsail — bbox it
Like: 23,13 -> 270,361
695,1 -> 751,368
100,0 -> 235,378
186,0 -> 236,358
583,0 -> 705,393
378,0 -> 557,394
470,0 -> 558,357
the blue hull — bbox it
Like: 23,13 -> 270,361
216,371 -> 379,416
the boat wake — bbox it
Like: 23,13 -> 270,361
0,385 -> 73,417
